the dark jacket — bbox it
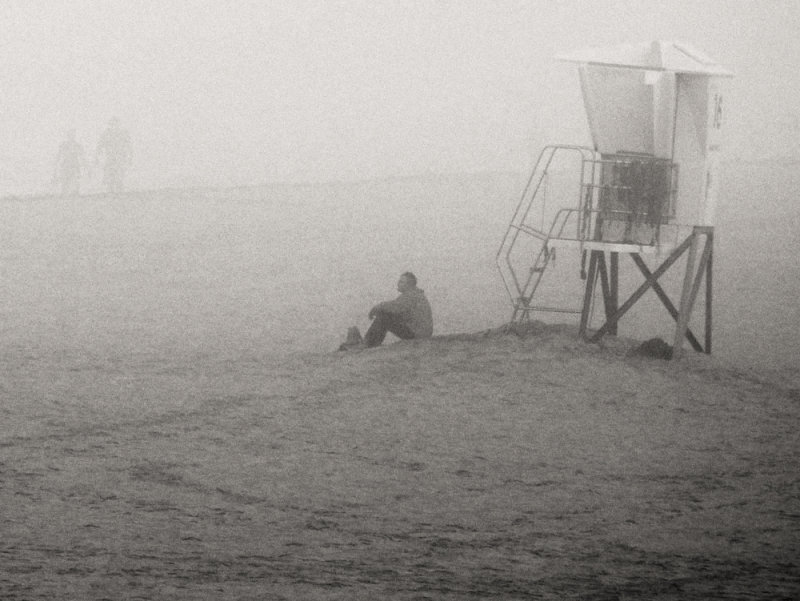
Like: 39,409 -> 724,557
374,288 -> 433,338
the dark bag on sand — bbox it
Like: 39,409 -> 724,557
630,337 -> 673,360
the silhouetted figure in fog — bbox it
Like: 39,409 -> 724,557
54,129 -> 86,196
96,117 -> 132,193
339,272 -> 433,350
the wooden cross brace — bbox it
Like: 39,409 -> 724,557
579,227 -> 714,357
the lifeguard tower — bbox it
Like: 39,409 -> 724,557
496,41 -> 733,356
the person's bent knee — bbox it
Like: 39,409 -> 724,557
370,310 -> 415,341
371,309 -> 394,322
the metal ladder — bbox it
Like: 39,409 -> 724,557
496,145 -> 598,323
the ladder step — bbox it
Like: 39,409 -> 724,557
529,305 -> 583,314
510,224 -> 548,240
513,300 -> 581,314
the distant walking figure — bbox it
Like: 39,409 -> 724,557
54,129 -> 85,196
96,117 -> 132,193
339,272 -> 433,350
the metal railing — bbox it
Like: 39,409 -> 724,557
497,145 -> 680,322
496,145 -> 598,311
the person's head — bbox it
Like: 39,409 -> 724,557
397,271 -> 417,292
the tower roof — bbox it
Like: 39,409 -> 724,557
556,40 -> 733,77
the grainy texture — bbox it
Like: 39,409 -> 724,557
2,324 -> 798,600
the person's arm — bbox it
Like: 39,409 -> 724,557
369,293 -> 412,318
123,132 -> 132,166
53,146 -> 62,183
96,133 -> 107,166
79,145 -> 89,178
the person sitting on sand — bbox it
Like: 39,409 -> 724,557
340,272 -> 433,349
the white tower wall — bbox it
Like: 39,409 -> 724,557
563,41 -> 731,230
672,76 -> 725,226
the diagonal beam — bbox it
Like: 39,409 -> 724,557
609,252 -> 619,335
674,232 -> 714,356
578,250 -> 600,337
705,232 -> 714,354
630,254 -> 704,353
588,234 -> 694,343
596,251 -> 611,321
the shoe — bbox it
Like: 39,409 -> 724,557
345,326 -> 362,345
338,326 -> 363,351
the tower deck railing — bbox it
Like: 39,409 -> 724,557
496,144 -> 681,322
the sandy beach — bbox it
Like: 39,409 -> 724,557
5,3 -> 800,597
1,168 -> 798,599
2,321 -> 798,599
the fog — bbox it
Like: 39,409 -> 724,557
3,0 -> 800,194
2,7 -> 799,595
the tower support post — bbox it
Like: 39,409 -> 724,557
581,226 -> 714,358
609,252 -> 619,335
673,226 -> 714,357
578,250 -> 600,337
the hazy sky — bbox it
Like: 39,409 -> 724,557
2,0 -> 799,190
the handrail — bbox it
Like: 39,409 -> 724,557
496,145 -> 596,263
540,207 -> 694,248
496,146 -> 683,324
496,144 -> 597,304
495,144 -> 597,300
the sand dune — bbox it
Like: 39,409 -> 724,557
2,323 -> 798,599
1,170 -> 798,598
